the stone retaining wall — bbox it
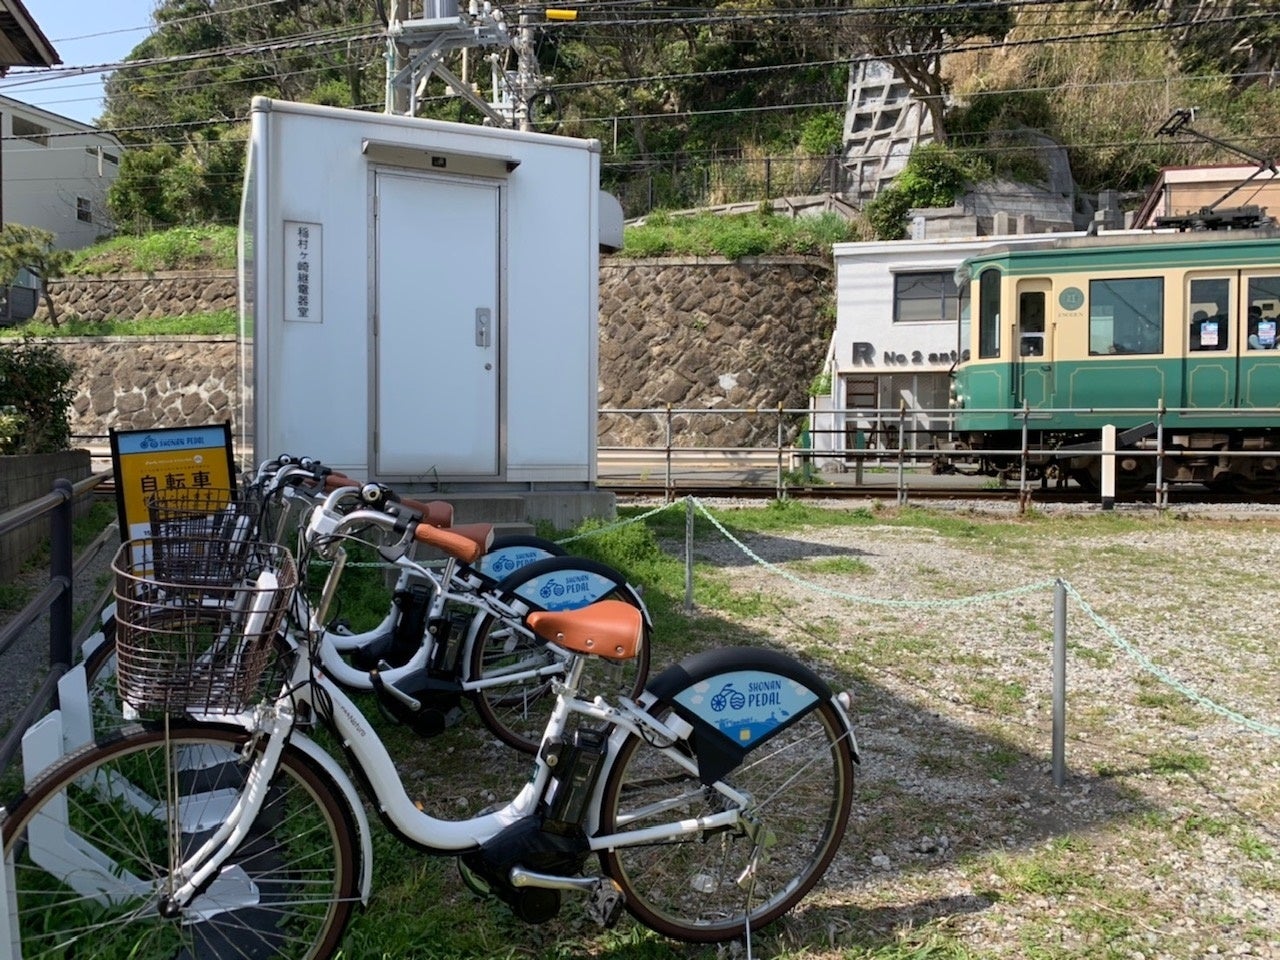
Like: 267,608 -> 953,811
46,258 -> 832,451
52,336 -> 239,440
39,271 -> 237,322
599,256 -> 832,446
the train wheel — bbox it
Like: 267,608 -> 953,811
1084,459 -> 1151,498
1226,474 -> 1280,501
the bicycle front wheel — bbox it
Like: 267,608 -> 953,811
598,700 -> 853,942
2,724 -> 360,959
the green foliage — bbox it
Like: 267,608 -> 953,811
0,311 -> 238,339
865,144 -> 990,240
621,211 -> 863,259
0,225 -> 72,325
108,139 -> 246,231
67,226 -> 238,275
0,336 -> 76,453
799,112 -> 844,155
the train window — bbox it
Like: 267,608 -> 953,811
1089,277 -> 1163,355
978,268 -> 1001,359
1247,277 -> 1280,350
1188,277 -> 1229,352
893,272 -> 960,323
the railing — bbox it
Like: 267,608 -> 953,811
601,402 -> 1280,504
0,472 -> 115,773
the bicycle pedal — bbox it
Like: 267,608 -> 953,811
585,878 -> 624,928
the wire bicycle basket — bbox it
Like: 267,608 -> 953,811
111,537 -> 298,715
148,485 -> 265,538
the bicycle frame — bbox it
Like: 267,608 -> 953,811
162,591 -> 734,913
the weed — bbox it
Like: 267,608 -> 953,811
1149,749 -> 1210,776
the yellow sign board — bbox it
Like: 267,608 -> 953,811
109,424 -> 236,541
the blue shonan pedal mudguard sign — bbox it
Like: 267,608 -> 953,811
476,535 -> 565,581
647,646 -> 847,785
497,555 -> 651,624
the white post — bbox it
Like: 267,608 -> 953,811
1101,424 -> 1117,511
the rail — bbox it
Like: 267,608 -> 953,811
0,471 -> 115,774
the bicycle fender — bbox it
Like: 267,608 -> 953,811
495,556 -> 652,626
288,731 -> 374,903
646,647 -> 834,786
475,535 -> 565,581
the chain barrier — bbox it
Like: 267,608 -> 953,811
689,497 -> 1058,608
1061,581 -> 1280,738
553,500 -> 676,545
681,496 -> 1279,740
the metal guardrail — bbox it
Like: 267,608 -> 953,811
600,402 -> 1280,503
0,471 -> 114,774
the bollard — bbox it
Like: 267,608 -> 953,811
1100,424 -> 1117,511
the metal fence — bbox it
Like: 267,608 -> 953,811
0,472 -> 115,774
603,152 -> 846,218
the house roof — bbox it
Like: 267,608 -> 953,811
1132,163 -> 1280,228
0,0 -> 59,71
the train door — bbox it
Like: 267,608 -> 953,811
1237,272 -> 1280,408
1013,280 -> 1052,408
1183,275 -> 1234,410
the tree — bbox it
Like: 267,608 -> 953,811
835,0 -> 1013,143
0,335 -> 76,453
102,0 -> 383,230
0,225 -> 72,327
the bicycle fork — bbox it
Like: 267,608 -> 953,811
155,708 -> 295,920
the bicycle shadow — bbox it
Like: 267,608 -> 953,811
408,604 -> 1156,959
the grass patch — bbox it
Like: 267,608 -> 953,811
1149,749 -> 1211,776
620,209 -> 861,259
66,225 -> 237,275
790,555 -> 873,576
0,311 -> 238,338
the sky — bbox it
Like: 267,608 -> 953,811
2,1 -> 161,126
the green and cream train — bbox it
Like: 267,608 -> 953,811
945,227 -> 1280,495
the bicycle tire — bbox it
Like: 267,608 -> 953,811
2,722 -> 360,960
597,698 -> 853,942
467,559 -> 651,753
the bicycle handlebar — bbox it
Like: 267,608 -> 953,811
309,489 -> 488,564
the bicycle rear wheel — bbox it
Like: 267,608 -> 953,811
597,699 -> 853,942
468,557 -> 651,752
468,610 -> 650,753
2,723 -> 360,959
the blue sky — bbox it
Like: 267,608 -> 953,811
3,1 -> 160,125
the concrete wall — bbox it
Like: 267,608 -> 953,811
0,450 -> 91,578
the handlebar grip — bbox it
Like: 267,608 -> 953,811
400,497 -> 453,528
413,521 -> 492,565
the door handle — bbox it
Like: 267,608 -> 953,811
475,307 -> 491,347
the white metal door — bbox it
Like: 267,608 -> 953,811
374,170 -> 500,476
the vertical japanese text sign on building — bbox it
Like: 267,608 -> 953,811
109,424 -> 236,540
285,221 -> 322,323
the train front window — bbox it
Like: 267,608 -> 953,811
1188,277 -> 1229,352
978,268 -> 1001,359
1089,277 -> 1163,355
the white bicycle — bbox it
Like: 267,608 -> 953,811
3,502 -> 857,959
88,458 -> 652,751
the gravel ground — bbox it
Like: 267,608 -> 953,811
5,498 -> 1279,958
669,498 -> 1280,959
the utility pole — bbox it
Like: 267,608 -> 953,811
382,1 -> 573,129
